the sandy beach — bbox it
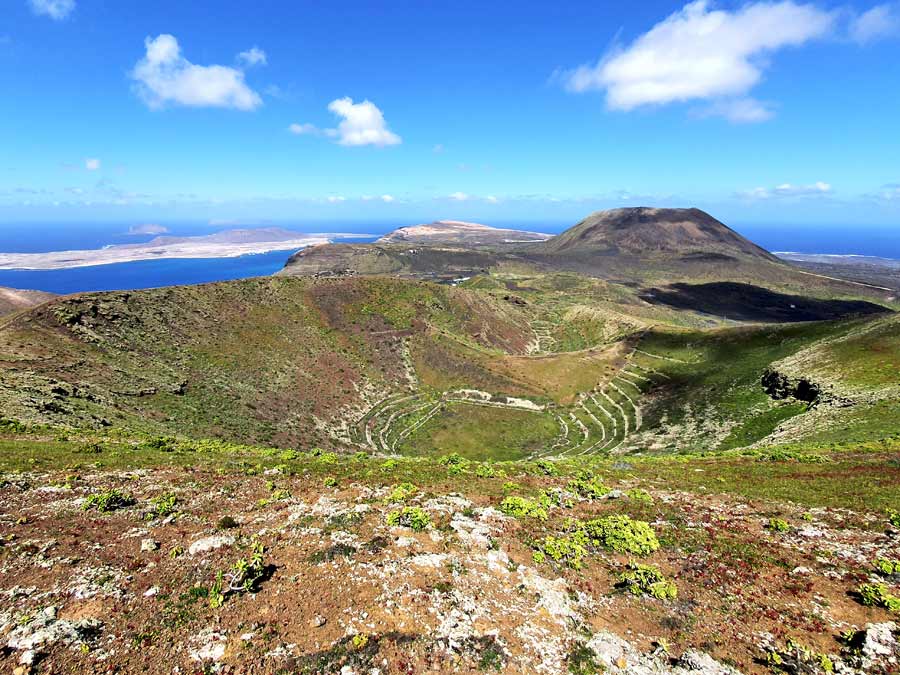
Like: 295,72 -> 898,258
0,230 -> 334,270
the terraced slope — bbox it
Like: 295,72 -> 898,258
0,276 -> 538,447
1,272 -> 897,457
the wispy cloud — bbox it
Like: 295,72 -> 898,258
288,123 -> 317,135
558,0 -> 835,121
85,158 -> 101,171
695,97 -> 774,123
739,181 -> 833,199
131,34 -> 263,110
849,4 -> 899,43
237,46 -> 267,67
28,0 -> 75,20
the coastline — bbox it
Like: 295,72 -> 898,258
0,237 -> 331,271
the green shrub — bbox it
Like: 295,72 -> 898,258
858,583 -> 900,612
577,514 -> 659,556
498,496 -> 548,521
874,558 -> 900,576
149,493 -> 178,518
474,463 -> 497,478
888,509 -> 900,528
439,453 -> 470,475
626,488 -> 653,505
765,638 -> 834,673
501,481 -> 520,493
532,535 -> 588,569
83,489 -> 136,513
766,518 -> 790,533
567,476 -> 610,500
533,459 -> 559,476
323,477 -> 339,488
386,506 -> 431,531
0,418 -> 28,434
318,452 -> 338,465
387,482 -> 418,503
755,449 -> 829,464
140,436 -> 177,453
618,563 -> 677,600
210,539 -> 267,607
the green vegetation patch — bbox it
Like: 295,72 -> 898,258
572,514 -> 659,556
83,488 -> 136,513
858,583 -> 900,612
498,496 -> 548,521
617,563 -> 677,600
396,404 -> 560,462
385,506 -> 431,531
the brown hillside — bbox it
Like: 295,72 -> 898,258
538,207 -> 776,260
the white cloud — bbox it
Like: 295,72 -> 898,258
432,144 -> 444,153
85,158 -> 100,171
288,122 -> 317,135
131,34 -> 262,110
290,98 -> 401,147
560,0 -> 834,120
237,46 -> 267,67
28,0 -> 75,20
448,191 -> 470,201
849,4 -> 899,43
381,194 -> 396,202
740,181 -> 833,198
325,97 -> 401,147
326,195 -> 346,203
485,195 -> 499,203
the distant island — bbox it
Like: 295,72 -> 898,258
377,220 -> 551,246
0,228 -> 352,271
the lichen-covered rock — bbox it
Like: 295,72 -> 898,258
586,631 -> 743,675
5,606 -> 101,666
187,534 -> 235,556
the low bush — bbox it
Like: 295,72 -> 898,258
888,509 -> 900,528
626,488 -> 653,505
440,453 -> 470,476
764,638 -> 834,673
209,539 -> 267,608
149,493 -> 178,518
474,463 -> 498,478
766,518 -> 791,533
498,496 -> 548,521
83,489 -> 136,513
532,535 -> 588,569
618,563 -> 677,600
387,482 -> 418,503
577,514 -> 659,556
386,506 -> 431,531
140,436 -> 177,453
858,583 -> 900,612
567,476 -> 610,500
533,459 -> 559,476
874,558 -> 900,576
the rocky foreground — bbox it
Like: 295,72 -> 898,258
1,439 -> 898,674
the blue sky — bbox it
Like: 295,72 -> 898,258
1,0 -> 899,228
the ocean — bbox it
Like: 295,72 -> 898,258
0,221 -> 898,295
0,223 -> 383,294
